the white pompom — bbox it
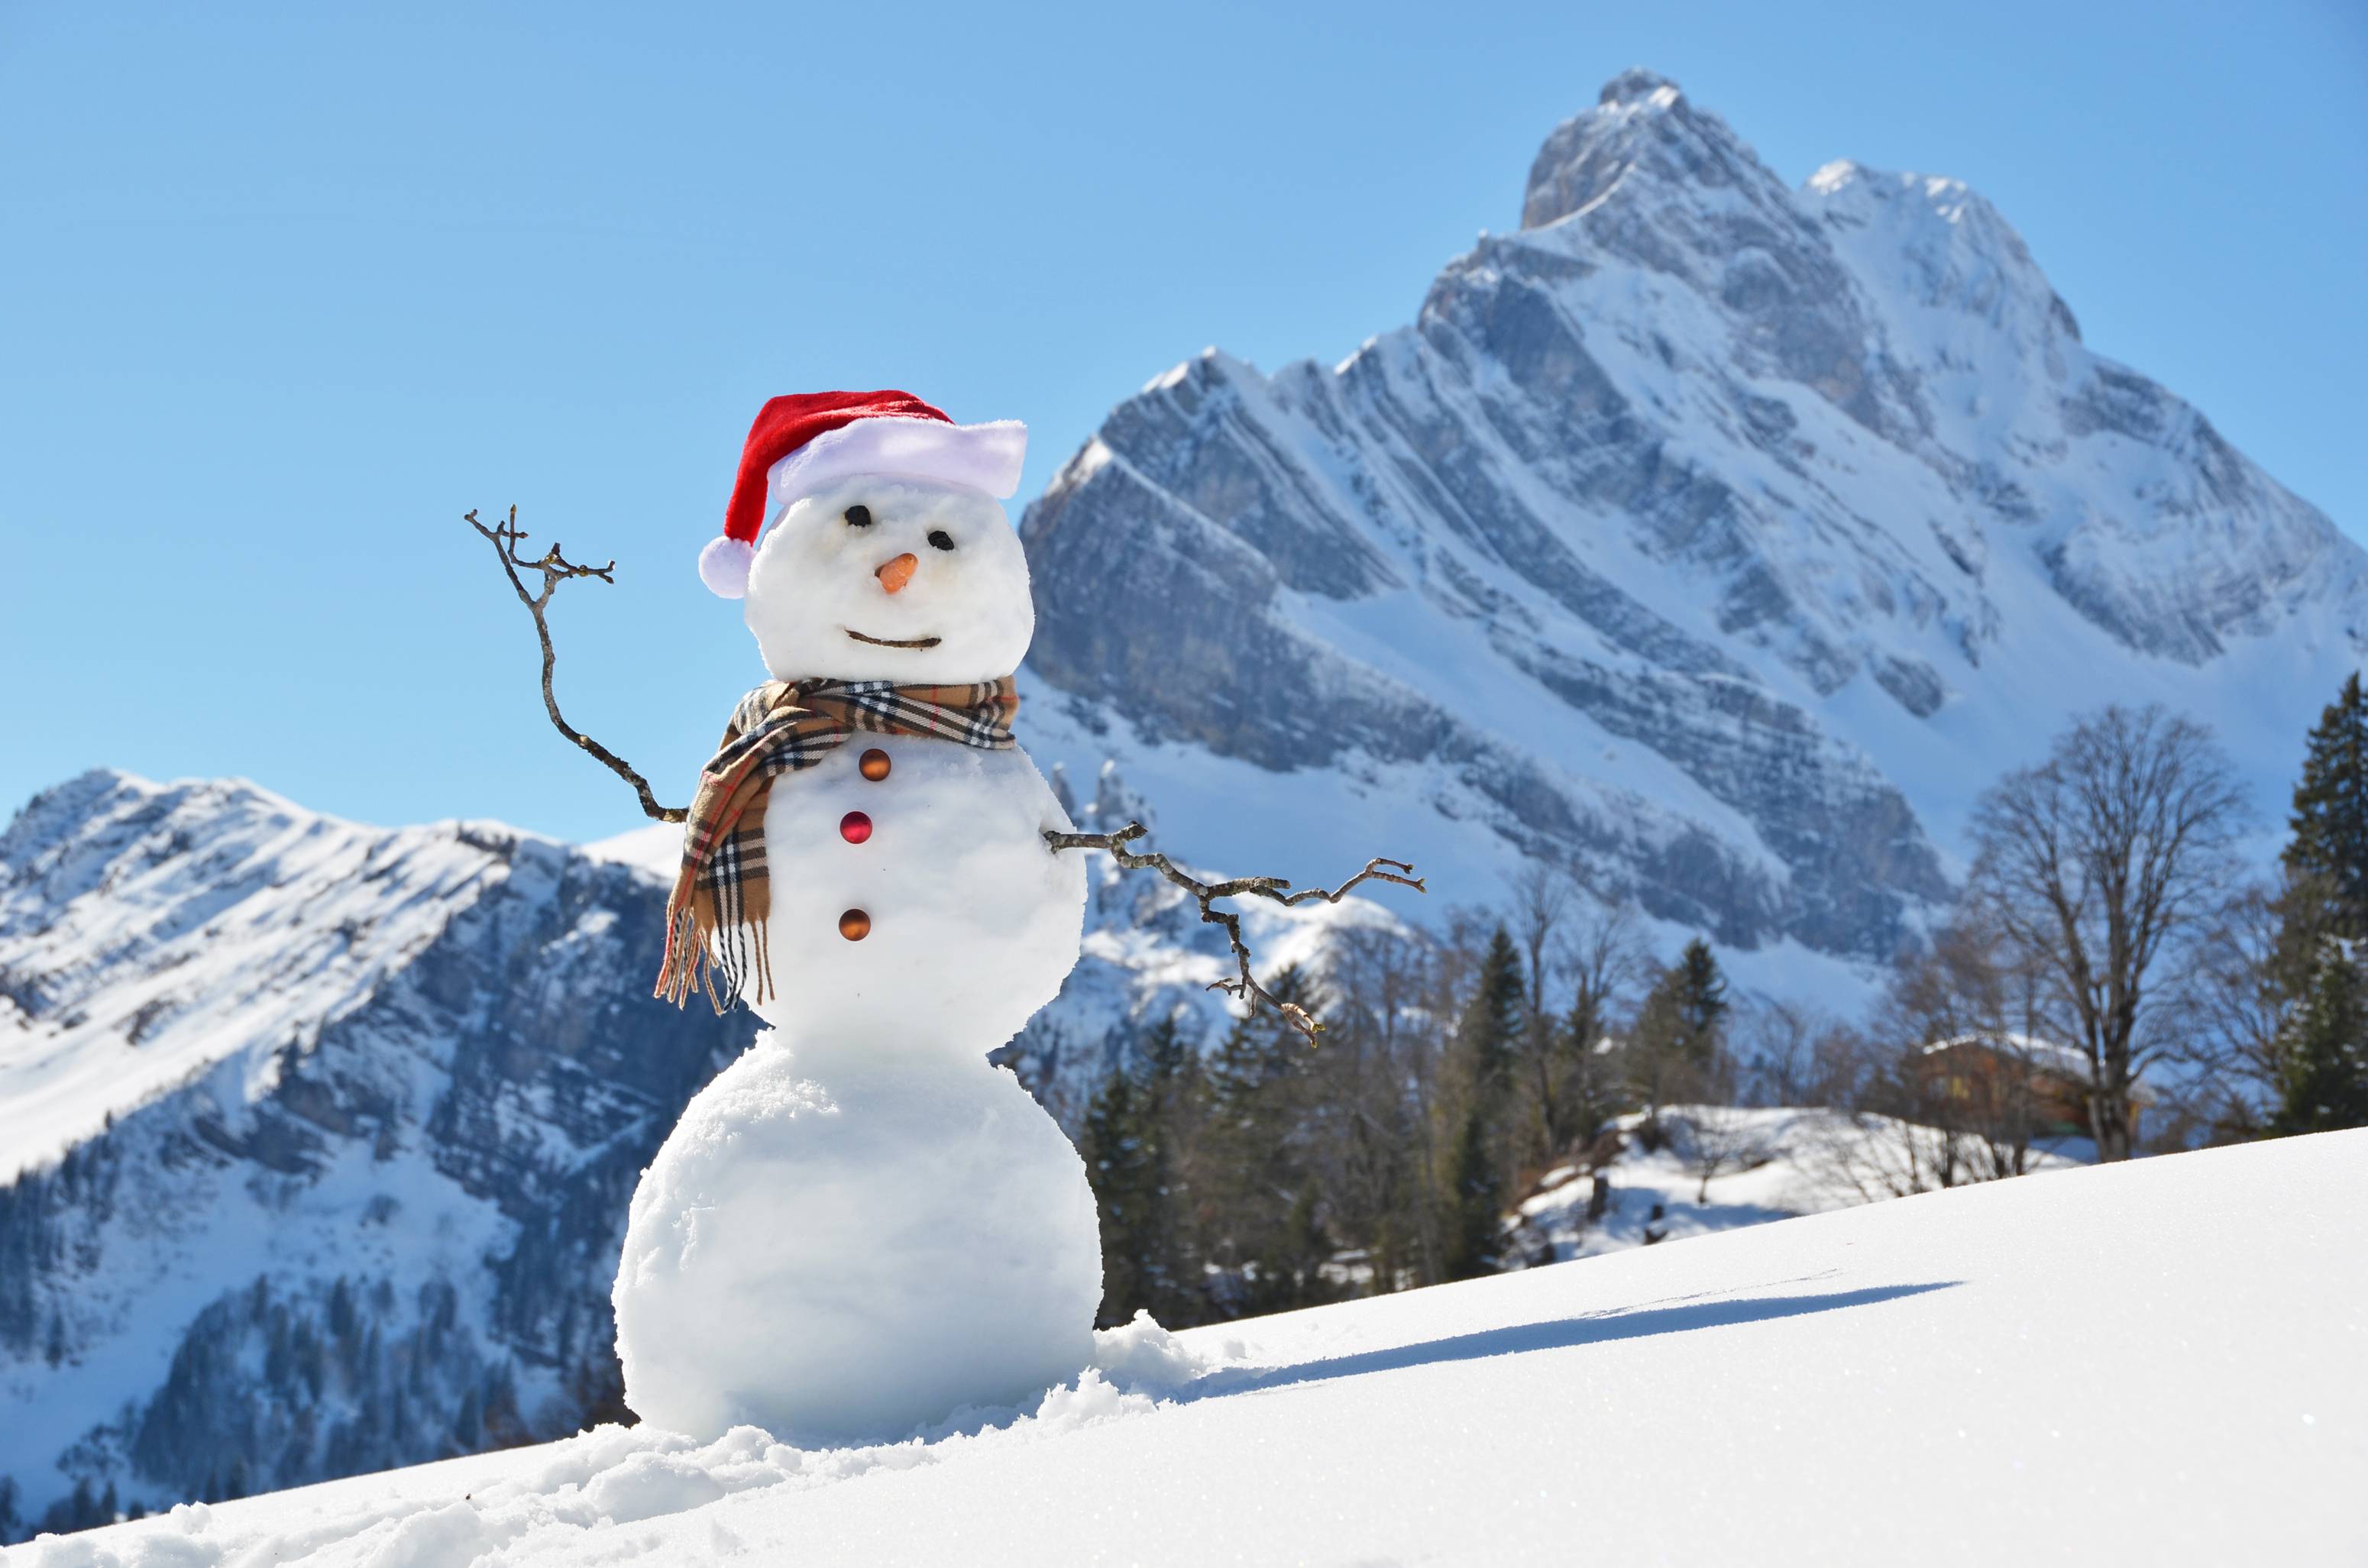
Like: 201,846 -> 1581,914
698,536 -> 755,599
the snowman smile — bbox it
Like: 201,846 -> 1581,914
843,628 -> 944,649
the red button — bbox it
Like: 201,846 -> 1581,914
839,811 -> 872,845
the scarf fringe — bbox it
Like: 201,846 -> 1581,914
654,904 -> 778,1016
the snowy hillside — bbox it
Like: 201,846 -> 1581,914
0,772 -> 758,1537
1508,1104 -> 2091,1262
27,1128 -> 2365,1566
1017,68 -> 2362,1026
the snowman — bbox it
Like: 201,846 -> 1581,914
612,392 -> 1102,1444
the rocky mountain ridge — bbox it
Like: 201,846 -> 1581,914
1017,68 -> 2360,991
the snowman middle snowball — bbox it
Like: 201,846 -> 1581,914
613,396 -> 1099,1444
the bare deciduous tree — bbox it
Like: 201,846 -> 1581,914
1675,1078 -> 1761,1204
1965,704 -> 2250,1160
1504,863 -> 1572,1166
2177,875 -> 2324,1136
1732,997 -> 1823,1107
1551,896 -> 1649,1154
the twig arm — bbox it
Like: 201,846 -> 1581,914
1046,821 -> 1424,1043
466,506 -> 687,824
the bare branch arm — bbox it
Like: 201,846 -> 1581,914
1046,821 -> 1425,1043
465,506 -> 687,823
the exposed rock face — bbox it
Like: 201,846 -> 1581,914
0,771 -> 755,1535
1021,70 -> 2360,967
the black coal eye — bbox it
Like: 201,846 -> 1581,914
927,529 -> 956,552
843,505 -> 872,528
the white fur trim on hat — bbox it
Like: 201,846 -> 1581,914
765,417 -> 1027,522
699,535 -> 755,599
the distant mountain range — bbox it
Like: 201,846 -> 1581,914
3,70 -> 2356,1538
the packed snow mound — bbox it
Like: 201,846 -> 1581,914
32,1130 -> 2366,1566
613,1034 -> 1101,1444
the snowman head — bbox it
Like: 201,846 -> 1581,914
742,476 -> 1033,683
700,393 -> 1034,684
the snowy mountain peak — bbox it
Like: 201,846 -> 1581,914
1521,70 -> 1781,231
1803,157 -> 2083,351
1020,70 -> 2363,996
1597,66 -> 1678,103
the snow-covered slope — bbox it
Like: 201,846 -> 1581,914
1018,69 -> 2361,1019
1509,1104 -> 2092,1262
0,772 -> 757,1536
30,1129 -> 2366,1566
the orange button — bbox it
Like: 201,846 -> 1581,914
838,908 -> 872,941
859,748 -> 891,781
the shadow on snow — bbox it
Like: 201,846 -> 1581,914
1182,1282 -> 1962,1401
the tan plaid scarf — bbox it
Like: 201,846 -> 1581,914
655,676 -> 1020,1010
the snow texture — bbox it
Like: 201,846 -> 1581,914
613,1033 -> 1100,1444
744,740 -> 1084,1049
27,1130 -> 2366,1566
1509,1105 -> 2091,1261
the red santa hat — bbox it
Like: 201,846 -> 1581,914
697,391 -> 1028,598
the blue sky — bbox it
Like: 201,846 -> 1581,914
3,0 -> 2362,845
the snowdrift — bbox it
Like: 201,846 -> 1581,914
24,1129 -> 2364,1566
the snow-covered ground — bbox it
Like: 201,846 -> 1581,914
1514,1105 -> 2093,1261
24,1128 -> 2363,1567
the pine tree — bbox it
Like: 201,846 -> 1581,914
1454,929 -> 1526,1107
2286,673 -> 2368,937
1438,929 -> 1525,1281
1201,968 -> 1331,1316
1671,937 -> 1729,1058
2272,939 -> 2368,1136
1629,937 -> 1729,1146
1079,1054 -> 1169,1328
1555,990 -> 1616,1149
1132,1016 -> 1205,1324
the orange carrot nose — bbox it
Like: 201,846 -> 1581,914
875,553 -> 918,593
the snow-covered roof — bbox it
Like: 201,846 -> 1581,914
1923,1033 -> 2150,1094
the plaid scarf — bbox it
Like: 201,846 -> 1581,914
655,676 -> 1020,1010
